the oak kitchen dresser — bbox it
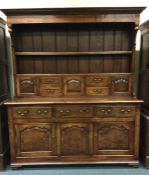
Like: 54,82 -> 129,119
139,20 -> 149,168
2,7 -> 145,169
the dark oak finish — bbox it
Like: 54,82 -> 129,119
0,17 -> 9,171
15,73 -> 133,98
5,100 -> 142,167
2,7 -> 145,25
2,7 -> 145,169
139,20 -> 149,169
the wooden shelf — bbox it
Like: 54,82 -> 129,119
15,51 -> 132,56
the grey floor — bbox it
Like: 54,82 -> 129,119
1,164 -> 149,175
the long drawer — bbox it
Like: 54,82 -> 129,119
13,106 -> 52,118
54,105 -> 93,118
96,105 -> 136,117
12,105 -> 136,119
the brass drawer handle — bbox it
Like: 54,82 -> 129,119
100,109 -> 112,115
37,110 -> 49,115
17,110 -> 29,116
37,110 -> 42,114
93,89 -> 102,93
93,78 -> 102,82
59,110 -> 71,116
44,110 -> 48,113
121,109 -> 132,114
80,109 -> 89,113
60,110 -> 70,113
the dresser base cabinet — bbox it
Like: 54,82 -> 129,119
6,100 -> 142,168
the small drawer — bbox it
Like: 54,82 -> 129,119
13,107 -> 52,118
96,106 -> 114,117
39,87 -> 62,97
86,87 -> 110,96
40,76 -> 61,87
86,76 -> 110,87
117,106 -> 136,116
55,105 -> 93,118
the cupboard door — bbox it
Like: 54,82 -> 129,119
16,77 -> 38,96
93,122 -> 134,155
64,76 -> 84,96
15,123 -> 56,157
60,123 -> 90,156
111,75 -> 132,96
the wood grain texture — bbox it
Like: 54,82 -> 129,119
4,7 -> 143,168
14,73 -> 133,98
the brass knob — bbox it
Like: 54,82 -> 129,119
37,110 -> 42,114
121,109 -> 131,113
80,109 -> 89,113
44,110 -> 48,113
94,78 -> 102,81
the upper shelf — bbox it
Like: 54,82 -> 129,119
15,51 -> 132,56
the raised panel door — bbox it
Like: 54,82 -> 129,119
93,122 -> 134,155
59,123 -> 90,156
15,123 -> 56,157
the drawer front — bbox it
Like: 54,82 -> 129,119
86,76 -> 110,86
96,106 -> 115,117
40,77 -> 61,87
96,105 -> 136,117
87,87 -> 110,96
13,107 -> 52,118
39,86 -> 62,97
55,105 -> 93,118
116,106 -> 136,116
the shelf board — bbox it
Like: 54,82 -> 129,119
15,51 -> 132,56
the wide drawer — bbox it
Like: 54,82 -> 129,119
86,87 -> 110,96
40,76 -> 61,87
96,105 -> 136,117
86,76 -> 110,86
39,86 -> 62,97
55,105 -> 93,118
13,107 -> 52,118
